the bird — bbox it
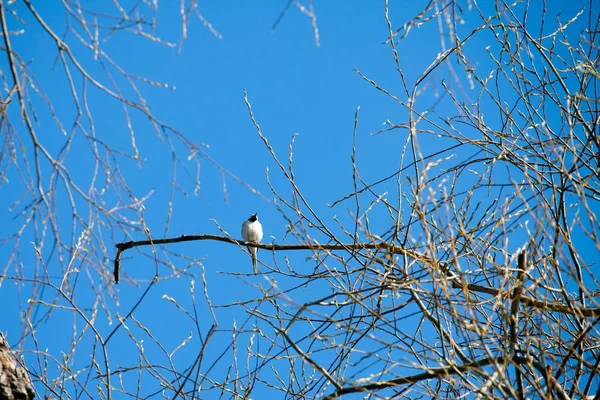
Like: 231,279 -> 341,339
241,213 -> 263,273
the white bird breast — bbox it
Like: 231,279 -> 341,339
242,220 -> 263,242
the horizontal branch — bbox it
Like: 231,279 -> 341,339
454,280 -> 600,317
113,234 -> 427,284
111,235 -> 600,318
323,354 -> 568,399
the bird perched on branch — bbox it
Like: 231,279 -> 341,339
241,213 -> 263,273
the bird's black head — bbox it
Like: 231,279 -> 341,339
248,213 -> 258,222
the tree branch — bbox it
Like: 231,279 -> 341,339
323,354 -> 569,400
113,234 -> 428,283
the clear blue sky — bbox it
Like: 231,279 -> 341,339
0,1 -> 596,398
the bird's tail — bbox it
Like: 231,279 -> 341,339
249,246 -> 259,274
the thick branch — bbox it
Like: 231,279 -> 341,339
112,235 -> 600,319
113,234 -> 427,284
323,354 -> 568,400
451,279 -> 600,317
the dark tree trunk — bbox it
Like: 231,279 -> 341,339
0,335 -> 35,400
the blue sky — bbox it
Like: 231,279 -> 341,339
0,1 -> 597,398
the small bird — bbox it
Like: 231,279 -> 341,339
241,213 -> 263,273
